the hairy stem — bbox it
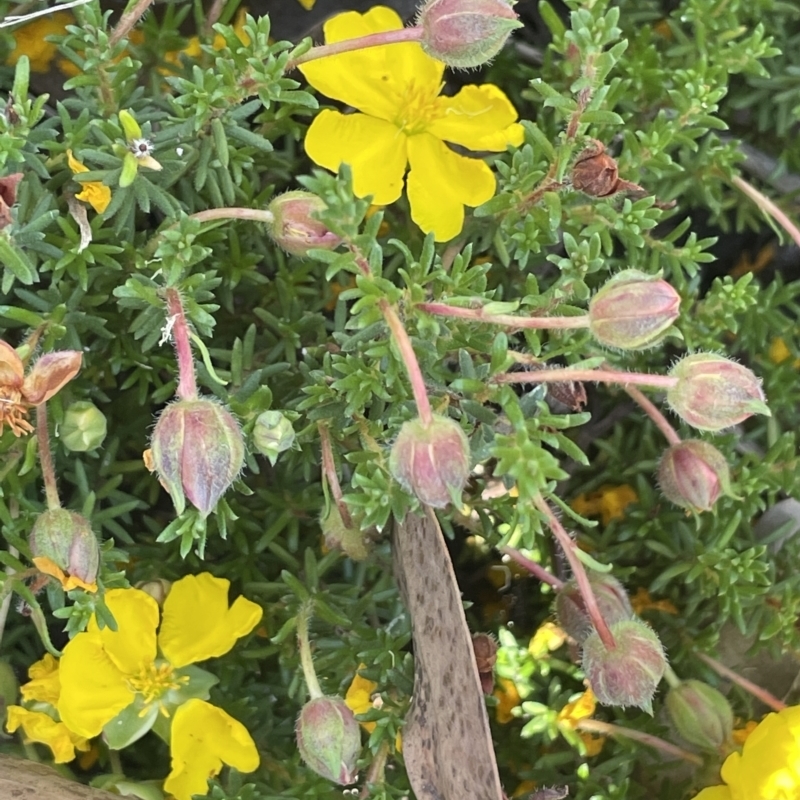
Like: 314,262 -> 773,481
287,27 -> 424,70
165,288 -> 198,401
624,384 -> 681,446
297,603 -> 323,700
494,367 -> 678,390
36,403 -> 61,511
109,0 -> 154,46
500,545 -> 564,590
418,302 -> 591,331
696,651 -> 786,712
732,175 -> 800,250
319,423 -> 353,529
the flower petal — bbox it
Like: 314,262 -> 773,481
0,340 -> 24,387
406,133 -> 496,241
159,573 -> 262,668
304,110 -> 407,205
691,788 -> 732,800
164,699 -> 259,800
58,632 -> 136,738
22,351 -> 82,405
20,653 -> 61,705
66,149 -> 89,175
428,84 -> 525,151
76,182 -> 111,214
299,8 -> 443,120
33,556 -> 98,594
6,706 -> 90,763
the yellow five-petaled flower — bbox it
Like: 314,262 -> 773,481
67,150 -> 111,214
299,6 -> 524,242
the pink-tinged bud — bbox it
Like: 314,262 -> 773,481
321,504 -> 369,561
667,354 -> 769,431
666,679 -> 733,752
150,398 -> 245,517
417,0 -> 523,68
389,414 -> 470,508
588,270 -> 680,350
30,509 -> 100,589
267,191 -> 342,257
61,401 -> 107,452
658,440 -> 732,513
296,696 -> 361,785
582,619 -> 667,714
555,574 -> 633,645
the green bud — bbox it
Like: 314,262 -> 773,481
30,508 -> 100,588
666,679 -> 733,752
119,109 -> 143,140
389,414 -> 470,508
658,440 -> 733,513
296,696 -> 361,785
252,410 -> 295,466
150,398 -> 245,517
61,401 -> 107,452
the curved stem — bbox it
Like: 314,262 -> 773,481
109,0 -> 154,46
500,545 -> 564,590
533,493 -> 615,649
494,367 -> 678,390
188,208 -> 275,225
165,288 -> 198,401
319,423 -> 353,529
696,651 -> 786,712
36,403 -> 61,511
287,27 -> 424,71
418,302 -> 591,331
732,175 -> 800,250
297,603 -> 323,700
624,384 -> 681,446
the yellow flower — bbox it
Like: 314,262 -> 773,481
630,587 -> 678,616
20,653 -> 61,705
557,688 -> 605,757
296,0 -> 316,8
493,678 -> 521,724
164,699 -> 259,800
528,622 -> 567,658
67,150 -> 111,214
7,11 -> 72,73
344,667 -> 378,733
6,706 -> 90,763
298,7 -> 523,242
0,340 -> 82,436
571,484 -> 638,526
769,337 -> 800,367
58,573 -> 262,739
693,705 -> 800,800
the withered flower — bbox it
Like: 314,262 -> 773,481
571,139 -> 644,198
0,341 -> 82,436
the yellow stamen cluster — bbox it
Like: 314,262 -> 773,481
127,662 -> 188,709
0,387 -> 32,436
394,80 -> 443,135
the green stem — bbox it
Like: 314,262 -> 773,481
287,27 -> 424,71
732,175 -> 800,250
418,302 -> 591,331
188,208 -> 275,225
494,367 -> 678,390
36,403 -> 61,511
297,603 -> 323,699
663,664 -> 682,689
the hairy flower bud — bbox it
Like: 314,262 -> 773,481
252,410 -> 295,466
30,509 -> 100,590
667,354 -> 769,431
321,504 -> 369,561
582,619 -> 667,714
61,401 -> 108,452
658,440 -> 732,512
150,398 -> 245,517
296,696 -> 361,785
417,0 -> 523,68
666,679 -> 733,752
555,574 -> 633,644
588,270 -> 680,350
389,414 -> 470,508
267,191 -> 342,257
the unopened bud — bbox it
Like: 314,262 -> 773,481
666,679 -> 733,752
267,191 -> 342,257
658,440 -> 732,513
582,619 -> 667,714
135,578 -> 172,606
321,504 -> 369,561
296,696 -> 361,785
389,414 -> 470,508
555,574 -> 633,644
30,509 -> 100,589
417,0 -> 523,68
667,354 -> 769,431
60,401 -> 108,452
253,410 -> 295,466
588,270 -> 680,350
150,398 -> 245,517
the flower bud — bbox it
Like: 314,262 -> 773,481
321,504 -> 369,561
666,679 -> 733,752
296,696 -> 361,785
252,410 -> 295,466
150,398 -> 245,517
417,0 -> 523,68
60,401 -> 107,452
667,354 -> 769,431
555,574 -> 633,645
30,509 -> 100,590
582,619 -> 667,714
658,440 -> 732,513
389,414 -> 470,508
267,191 -> 342,257
135,578 -> 172,606
588,270 -> 680,350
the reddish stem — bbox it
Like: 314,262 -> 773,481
418,302 -> 590,331
624,384 -> 681,446
318,423 -> 353,529
696,652 -> 787,712
165,288 -> 198,400
732,175 -> 800,250
500,545 -> 564,590
533,493 -> 615,649
494,367 -> 678,390
287,27 -> 424,71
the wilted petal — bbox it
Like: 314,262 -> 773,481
6,706 -> 90,763
22,351 -> 82,405
0,340 -> 24,387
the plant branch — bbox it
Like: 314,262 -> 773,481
500,545 -> 564,590
418,302 -> 590,331
696,651 -> 786,712
494,367 -> 678,390
165,288 -> 198,401
624,384 -> 681,446
297,603 -> 323,700
36,403 -> 61,511
109,0 -> 154,47
319,423 -> 353,529
732,175 -> 800,250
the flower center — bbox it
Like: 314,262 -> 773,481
127,661 -> 187,707
393,80 -> 443,136
0,387 -> 33,436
